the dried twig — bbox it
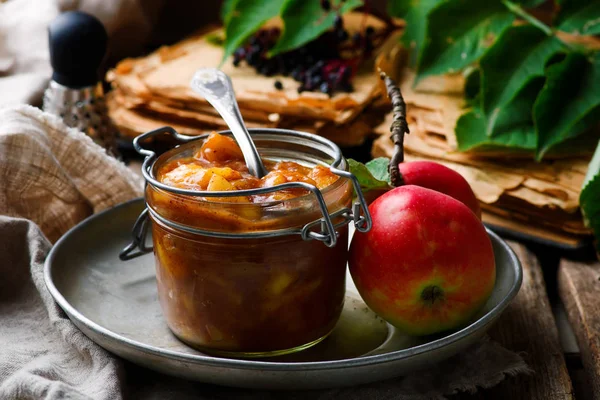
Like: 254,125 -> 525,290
379,70 -> 409,187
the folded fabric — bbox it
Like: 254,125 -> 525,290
0,216 -> 124,400
0,104 -> 143,242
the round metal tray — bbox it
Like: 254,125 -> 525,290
44,198 -> 522,390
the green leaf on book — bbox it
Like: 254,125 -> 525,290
221,0 -> 237,23
456,106 -> 536,153
387,0 -> 446,67
517,0 -> 547,6
490,78 -> 545,137
534,52 -> 600,159
556,0 -> 600,35
269,0 -> 363,57
464,67 -> 481,104
479,25 -> 565,136
416,0 -> 514,82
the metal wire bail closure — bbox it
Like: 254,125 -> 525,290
119,127 -> 372,261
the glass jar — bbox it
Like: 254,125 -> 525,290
121,127 -> 371,358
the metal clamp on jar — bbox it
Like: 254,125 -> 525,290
121,125 -> 371,252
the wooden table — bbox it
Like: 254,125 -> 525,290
449,241 -> 599,400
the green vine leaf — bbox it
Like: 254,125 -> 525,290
556,0 -> 600,36
348,158 -> 391,194
269,0 -> 363,57
503,1 -> 553,35
416,0 -> 515,82
464,67 -> 481,104
456,106 -> 536,153
221,0 -> 285,65
221,0 -> 237,23
387,0 -> 446,67
580,139 -> 600,252
489,78 -> 546,138
518,0 -> 547,6
365,157 -> 391,184
479,25 -> 565,136
534,52 -> 600,159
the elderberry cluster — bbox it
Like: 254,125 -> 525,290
232,13 -> 377,97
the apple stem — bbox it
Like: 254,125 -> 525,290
378,70 -> 410,188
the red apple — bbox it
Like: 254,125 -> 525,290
399,161 -> 481,219
349,185 -> 495,336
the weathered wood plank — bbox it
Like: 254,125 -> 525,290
558,259 -> 600,399
454,242 -> 574,399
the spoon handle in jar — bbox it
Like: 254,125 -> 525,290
190,68 -> 268,178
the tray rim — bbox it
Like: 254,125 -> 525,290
44,197 -> 523,372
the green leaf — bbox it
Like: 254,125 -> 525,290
457,77 -> 543,153
365,157 -> 391,184
388,0 -> 447,67
464,67 -> 481,104
221,0 -> 237,23
534,52 -> 600,159
221,0 -> 285,65
479,25 -> 565,136
502,1 -> 553,35
348,159 -> 391,194
554,127 -> 600,155
206,33 -> 225,46
269,0 -> 363,57
456,106 -> 536,153
557,0 -> 600,35
517,0 -> 547,6
387,0 -> 412,16
416,0 -> 515,82
490,78 -> 546,136
580,140 -> 600,252
582,139 -> 600,195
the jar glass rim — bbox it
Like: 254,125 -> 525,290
146,129 -> 350,206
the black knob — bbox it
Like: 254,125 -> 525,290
48,11 -> 108,88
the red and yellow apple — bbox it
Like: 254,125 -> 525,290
398,161 -> 481,219
349,185 -> 495,336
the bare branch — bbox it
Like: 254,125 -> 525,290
379,69 -> 409,187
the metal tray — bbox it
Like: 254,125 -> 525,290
44,198 -> 522,390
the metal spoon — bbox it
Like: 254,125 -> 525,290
190,68 -> 268,178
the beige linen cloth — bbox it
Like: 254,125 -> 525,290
0,104 -> 530,399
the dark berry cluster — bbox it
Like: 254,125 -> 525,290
232,14 -> 378,97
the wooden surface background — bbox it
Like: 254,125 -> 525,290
455,243 -> 577,400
